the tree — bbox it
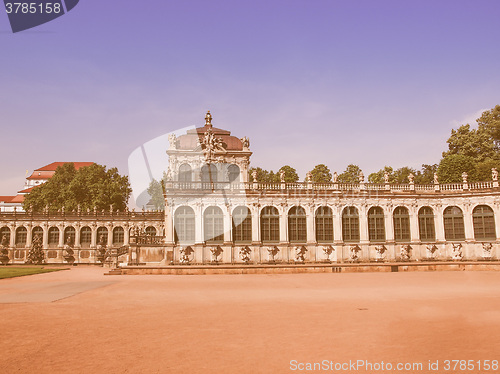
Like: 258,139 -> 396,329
368,166 -> 394,183
477,105 -> 500,145
442,124 -> 497,162
338,164 -> 362,183
308,164 -> 332,183
415,164 -> 438,184
26,234 -> 44,265
278,165 -> 299,183
437,154 -> 477,183
249,167 -> 278,183
393,166 -> 418,183
147,177 -> 165,210
23,163 -> 132,212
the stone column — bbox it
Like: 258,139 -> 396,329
42,223 -> 48,249
9,224 -> 15,247
384,205 -> 395,243
123,224 -> 130,246
25,224 -> 32,249
463,204 -> 474,242
90,224 -> 97,249
195,203 -> 204,244
58,224 -> 65,248
251,204 -> 260,244
434,206 -> 445,242
493,203 -> 500,240
164,202 -> 174,245
223,204 -> 231,244
358,205 -> 369,244
306,204 -> 315,244
333,205 -> 342,243
74,224 -> 81,248
279,204 -> 287,244
409,205 -> 420,243
106,224 -> 113,247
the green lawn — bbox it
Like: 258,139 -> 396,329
0,267 -> 67,279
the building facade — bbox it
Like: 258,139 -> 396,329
1,112 -> 499,265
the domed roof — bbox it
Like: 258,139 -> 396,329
176,111 -> 244,151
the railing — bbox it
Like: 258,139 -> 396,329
165,181 -> 499,193
0,210 -> 165,220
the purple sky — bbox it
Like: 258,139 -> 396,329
1,0 -> 500,199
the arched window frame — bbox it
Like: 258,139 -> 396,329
288,206 -> 307,243
393,206 -> 411,242
204,206 -> 224,243
473,205 -> 496,240
261,206 -> 279,243
178,164 -> 192,183
80,226 -> 92,248
443,206 -> 465,241
315,206 -> 333,243
342,206 -> 360,242
368,206 -> 385,242
174,206 -> 195,244
113,226 -> 125,245
232,206 -> 252,243
418,206 -> 435,242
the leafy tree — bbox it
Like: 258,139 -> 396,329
23,163 -> 132,212
415,164 -> 438,184
308,164 -> 332,183
437,154 -> 477,183
338,164 -> 362,183
147,177 -> 165,210
368,166 -> 394,183
249,167 -> 278,183
442,124 -> 497,162
393,166 -> 418,183
278,165 -> 299,183
477,105 -> 500,144
475,158 -> 500,181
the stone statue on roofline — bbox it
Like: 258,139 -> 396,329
408,173 -> 415,183
168,133 -> 177,150
492,168 -> 498,181
384,171 -> 390,183
433,172 -> 439,184
306,171 -> 312,183
240,136 -> 250,150
280,170 -> 285,183
358,171 -> 364,183
462,172 -> 468,183
252,169 -> 258,182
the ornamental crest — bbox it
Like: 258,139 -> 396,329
200,127 -> 226,161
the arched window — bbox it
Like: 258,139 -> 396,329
0,226 -> 10,244
96,227 -> 108,246
418,207 -> 435,241
473,205 -> 496,240
32,226 -> 43,242
342,207 -> 359,242
261,206 -> 279,243
233,206 -> 252,243
288,206 -> 306,243
179,164 -> 192,182
315,206 -> 333,243
48,227 -> 60,247
443,206 -> 465,241
80,226 -> 91,248
113,227 -> 124,245
228,164 -> 240,183
204,206 -> 224,243
16,227 -> 27,247
368,206 -> 385,242
394,207 -> 410,242
64,227 -> 76,245
201,164 -> 218,184
145,226 -> 157,236
174,206 -> 195,243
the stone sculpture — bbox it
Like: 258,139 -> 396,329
451,243 -> 463,261
350,245 -> 361,262
239,246 -> 252,263
482,242 -> 493,260
267,246 -> 279,262
180,246 -> 194,264
210,246 -> 223,263
294,246 -> 307,263
323,246 -> 334,262
400,245 -> 411,261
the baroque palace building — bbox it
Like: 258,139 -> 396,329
1,111 -> 500,265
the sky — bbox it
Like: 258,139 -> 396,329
1,0 -> 500,202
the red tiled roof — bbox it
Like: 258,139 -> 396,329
27,162 -> 94,180
0,196 -> 15,203
10,195 -> 25,203
17,187 -> 34,194
35,162 -> 94,172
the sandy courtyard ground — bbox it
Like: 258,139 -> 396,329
1,267 -> 500,374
